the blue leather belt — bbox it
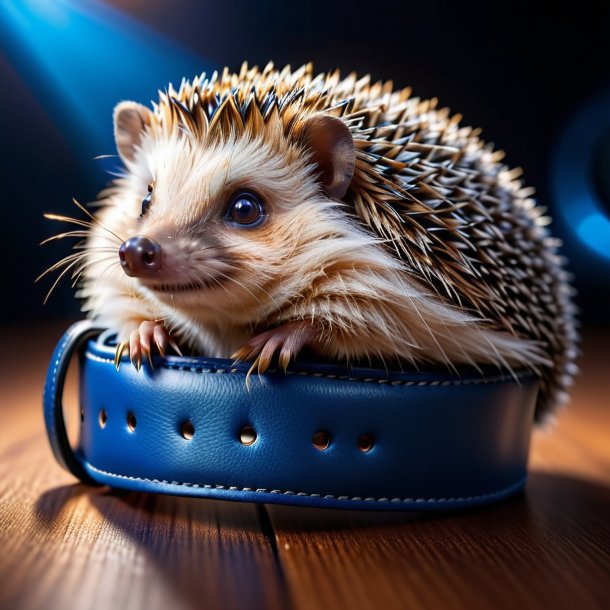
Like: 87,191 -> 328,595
43,320 -> 538,510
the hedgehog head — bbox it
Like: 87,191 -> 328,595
106,63 -> 381,328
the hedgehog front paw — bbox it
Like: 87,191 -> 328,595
114,321 -> 181,371
232,321 -> 321,375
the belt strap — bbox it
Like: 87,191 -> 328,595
44,320 -> 538,510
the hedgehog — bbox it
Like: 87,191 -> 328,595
45,62 -> 577,421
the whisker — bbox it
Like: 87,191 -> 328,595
43,213 -> 96,230
70,253 -> 116,277
74,244 -> 117,252
95,260 -> 122,282
77,261 -> 122,297
70,255 -> 117,287
71,198 -> 124,243
42,257 -> 86,304
48,232 -> 112,245
40,230 -> 91,245
35,252 -> 89,282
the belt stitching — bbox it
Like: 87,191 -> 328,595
85,462 -> 525,504
86,352 -> 532,386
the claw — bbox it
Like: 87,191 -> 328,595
168,336 -> 183,356
114,342 -> 127,371
129,329 -> 141,371
278,347 -> 291,371
244,360 -> 257,391
153,324 -> 167,357
231,345 -> 256,364
233,321 -> 321,380
120,321 -> 182,371
130,351 -> 141,370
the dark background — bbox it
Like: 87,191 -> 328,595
1,0 -> 609,324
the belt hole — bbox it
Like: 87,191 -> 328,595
240,425 -> 257,446
98,408 -> 107,428
181,421 -> 195,440
127,412 -> 137,432
358,434 -> 374,453
312,431 -> 330,451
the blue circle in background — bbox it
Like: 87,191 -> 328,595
551,91 -> 610,261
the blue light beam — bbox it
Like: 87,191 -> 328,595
0,0 -> 212,172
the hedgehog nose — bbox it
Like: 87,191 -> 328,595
119,236 -> 162,277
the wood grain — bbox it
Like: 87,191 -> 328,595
0,322 -> 287,610
0,322 -> 608,610
268,329 -> 610,610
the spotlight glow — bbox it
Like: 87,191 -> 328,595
0,0 -> 211,172
577,212 -> 610,258
552,91 -> 610,261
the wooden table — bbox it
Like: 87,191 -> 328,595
1,322 -> 608,610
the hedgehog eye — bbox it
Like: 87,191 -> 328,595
140,185 -> 153,218
225,192 -> 265,226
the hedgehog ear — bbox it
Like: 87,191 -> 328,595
300,114 -> 355,199
113,101 -> 152,164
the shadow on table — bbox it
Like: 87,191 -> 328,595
33,472 -> 610,609
260,470 -> 610,531
34,470 -> 610,534
33,485 -> 289,610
